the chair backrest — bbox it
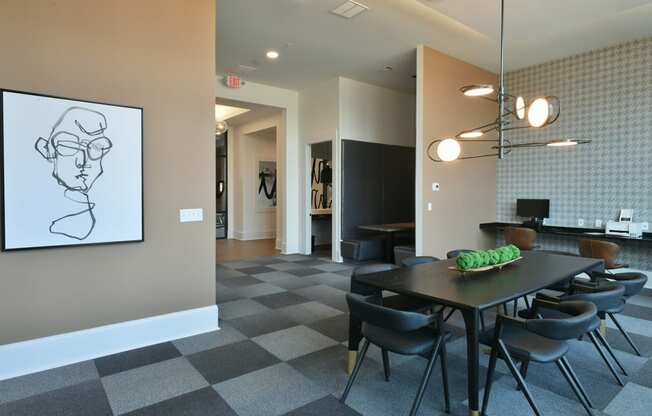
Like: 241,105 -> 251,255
401,256 -> 439,267
446,249 -> 474,259
526,300 -> 597,340
579,239 -> 621,269
346,293 -> 431,332
561,282 -> 626,313
504,227 -> 537,250
350,263 -> 398,296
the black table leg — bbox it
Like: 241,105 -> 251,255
462,308 -> 481,416
385,233 -> 395,263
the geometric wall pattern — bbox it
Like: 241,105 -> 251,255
497,37 -> 652,269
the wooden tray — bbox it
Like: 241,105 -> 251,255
448,256 -> 522,274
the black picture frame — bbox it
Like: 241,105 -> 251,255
1,88 -> 145,251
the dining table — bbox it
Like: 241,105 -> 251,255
348,251 -> 604,416
357,222 -> 415,262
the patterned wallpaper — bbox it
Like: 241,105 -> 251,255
496,37 -> 652,269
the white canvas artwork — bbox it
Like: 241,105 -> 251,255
256,160 -> 277,210
1,90 -> 143,250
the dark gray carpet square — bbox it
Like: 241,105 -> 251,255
287,267 -> 324,277
122,387 -> 238,416
253,292 -> 310,309
187,340 -> 280,384
94,342 -> 181,377
281,395 -> 361,416
238,266 -> 277,275
227,310 -> 300,337
0,380 -> 112,416
307,314 -> 350,342
219,275 -> 264,288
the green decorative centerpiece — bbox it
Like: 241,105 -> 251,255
452,245 -> 521,273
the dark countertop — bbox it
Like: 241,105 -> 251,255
480,221 -> 652,244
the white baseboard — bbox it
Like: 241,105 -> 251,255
0,305 -> 219,381
233,230 -> 276,241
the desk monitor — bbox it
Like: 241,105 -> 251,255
517,199 -> 550,220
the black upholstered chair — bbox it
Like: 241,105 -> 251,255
349,264 -> 435,381
401,255 -> 440,267
520,281 -> 629,386
341,293 -> 450,415
446,249 -> 474,259
481,300 -> 598,416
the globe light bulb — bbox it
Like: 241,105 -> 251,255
515,96 -> 526,120
215,120 -> 228,135
437,139 -> 461,162
527,98 -> 551,127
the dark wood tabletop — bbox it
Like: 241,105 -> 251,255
354,251 -> 603,311
357,222 -> 415,233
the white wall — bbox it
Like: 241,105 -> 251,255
217,79 -> 300,253
230,116 -> 279,240
339,77 -> 416,147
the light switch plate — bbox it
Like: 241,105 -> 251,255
180,208 -> 203,223
577,218 -> 585,227
642,222 -> 649,231
432,183 -> 440,192
427,202 -> 432,211
595,219 -> 602,228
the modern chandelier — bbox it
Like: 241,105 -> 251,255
427,0 -> 590,163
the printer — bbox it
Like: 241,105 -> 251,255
605,209 -> 644,238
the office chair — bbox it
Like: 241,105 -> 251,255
482,300 -> 598,416
520,281 -> 629,386
401,256 -> 440,267
341,293 -> 451,415
504,226 -> 537,251
579,239 -> 649,355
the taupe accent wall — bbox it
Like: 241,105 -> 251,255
0,0 -> 216,344
417,45 -> 497,257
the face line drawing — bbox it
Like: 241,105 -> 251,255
35,106 -> 113,241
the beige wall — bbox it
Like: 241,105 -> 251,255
416,45 -> 497,258
0,0 -> 216,344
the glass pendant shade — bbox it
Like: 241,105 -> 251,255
460,84 -> 495,97
546,139 -> 578,147
527,98 -> 552,127
515,96 -> 526,120
458,130 -> 484,139
437,138 -> 462,162
215,120 -> 228,135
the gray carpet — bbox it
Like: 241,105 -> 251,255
1,254 -> 652,415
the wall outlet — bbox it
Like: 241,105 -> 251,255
180,208 -> 203,223
577,218 -> 585,227
432,182 -> 440,192
427,202 -> 432,211
595,219 -> 603,228
642,222 -> 649,231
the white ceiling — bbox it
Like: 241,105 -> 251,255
215,97 -> 281,127
216,0 -> 652,92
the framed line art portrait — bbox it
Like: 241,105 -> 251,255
1,89 -> 144,251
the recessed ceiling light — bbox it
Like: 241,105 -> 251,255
383,65 -> 393,71
266,50 -> 279,60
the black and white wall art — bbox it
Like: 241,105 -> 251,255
1,89 -> 144,250
256,160 -> 277,210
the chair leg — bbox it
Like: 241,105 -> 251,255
587,331 -> 624,386
481,343 -> 499,416
561,357 -> 594,409
516,360 -> 529,391
594,329 -> 628,376
444,308 -> 456,322
381,349 -> 391,382
497,340 -> 542,416
409,337 -> 442,416
523,296 -> 531,310
608,313 -> 642,356
513,300 -> 518,317
439,338 -> 451,413
502,303 -> 509,315
556,359 -> 594,416
340,339 -> 370,403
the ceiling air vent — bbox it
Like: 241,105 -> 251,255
330,1 -> 369,19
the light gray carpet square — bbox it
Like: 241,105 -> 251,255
229,283 -> 286,298
101,357 -> 208,415
268,262 -> 307,271
214,363 -> 327,416
252,271 -> 297,283
277,301 -> 344,324
252,325 -> 338,361
604,383 -> 652,416
314,263 -> 354,273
